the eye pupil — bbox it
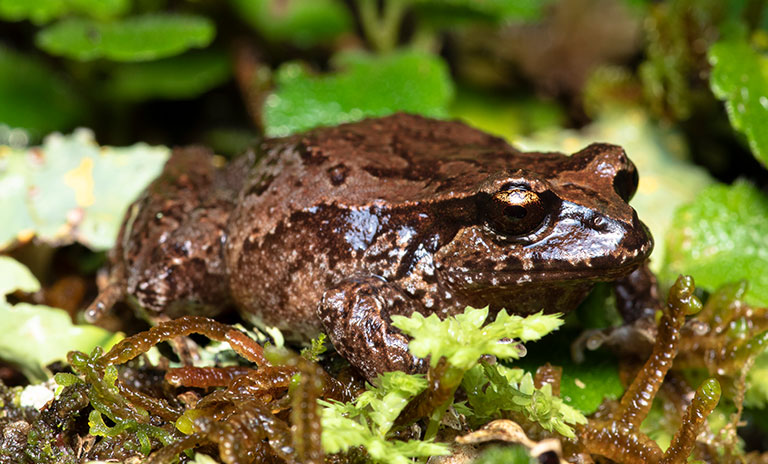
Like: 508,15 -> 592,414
504,205 -> 527,219
484,187 -> 548,237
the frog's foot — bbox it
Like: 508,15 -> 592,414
614,262 -> 662,323
318,275 -> 427,381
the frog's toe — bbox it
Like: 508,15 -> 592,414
318,275 -> 427,381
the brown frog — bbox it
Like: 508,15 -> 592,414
89,114 -> 653,380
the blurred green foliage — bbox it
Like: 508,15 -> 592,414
709,37 -> 768,167
663,180 -> 768,307
264,49 -> 454,137
35,14 -> 215,61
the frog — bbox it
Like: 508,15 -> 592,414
88,113 -> 653,380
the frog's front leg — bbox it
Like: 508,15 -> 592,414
318,275 -> 427,381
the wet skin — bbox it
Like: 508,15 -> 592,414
101,114 -> 653,380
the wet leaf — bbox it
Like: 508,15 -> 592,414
104,50 -> 231,101
0,256 -> 120,382
0,0 -> 128,23
0,45 -> 84,135
709,38 -> 768,167
518,108 -> 714,273
0,129 -> 169,251
230,0 -> 352,47
264,49 -> 454,137
36,13 -> 215,62
663,180 -> 768,307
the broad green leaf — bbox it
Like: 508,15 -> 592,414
709,38 -> 768,167
0,257 -> 120,382
0,129 -> 169,251
663,181 -> 768,307
0,46 -> 84,135
518,108 -> 714,273
264,49 -> 454,137
230,0 -> 352,47
36,14 -> 215,62
519,332 -> 624,414
104,50 -> 231,101
0,0 -> 128,23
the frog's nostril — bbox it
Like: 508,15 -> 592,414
613,167 -> 639,202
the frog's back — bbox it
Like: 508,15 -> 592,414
224,114 -> 540,338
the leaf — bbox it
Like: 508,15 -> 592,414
709,38 -> 768,167
0,257 -> 120,382
0,45 -> 85,135
518,107 -> 714,274
663,180 -> 768,307
0,255 -> 40,300
0,129 -> 169,251
264,49 -> 454,137
518,331 -> 624,414
0,0 -> 128,23
230,0 -> 352,47
104,50 -> 231,101
36,14 -> 216,62
391,306 -> 564,371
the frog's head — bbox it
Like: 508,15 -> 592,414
434,143 -> 653,314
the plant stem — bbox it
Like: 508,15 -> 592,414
357,0 -> 407,53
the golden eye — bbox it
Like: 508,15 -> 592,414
486,187 -> 547,236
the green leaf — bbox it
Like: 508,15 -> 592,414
36,14 -> 216,62
104,50 -> 231,101
230,0 -> 352,47
0,258 -> 120,382
0,256 -> 40,301
0,0 -> 128,23
518,107 -> 714,274
391,306 -> 563,371
709,38 -> 768,167
461,363 -> 587,438
0,129 -> 169,251
264,49 -> 454,136
662,180 -> 768,307
518,331 -> 624,414
0,46 -> 85,135
320,371 -> 450,463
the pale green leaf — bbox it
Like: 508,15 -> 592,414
0,259 -> 121,381
391,307 -> 563,371
264,49 -> 454,136
663,180 -> 768,306
0,256 -> 40,300
36,14 -> 215,62
709,38 -> 768,167
0,129 -> 169,251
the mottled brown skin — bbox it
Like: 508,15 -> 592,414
101,114 -> 653,380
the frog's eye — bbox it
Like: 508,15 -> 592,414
485,187 -> 548,236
